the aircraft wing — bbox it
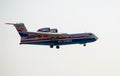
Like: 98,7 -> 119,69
27,32 -> 69,38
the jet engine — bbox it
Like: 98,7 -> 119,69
50,29 -> 58,33
37,28 -> 50,32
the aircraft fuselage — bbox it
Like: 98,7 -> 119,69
20,33 -> 98,46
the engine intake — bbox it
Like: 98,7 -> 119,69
37,28 -> 50,32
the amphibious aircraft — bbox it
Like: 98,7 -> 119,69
6,23 -> 98,49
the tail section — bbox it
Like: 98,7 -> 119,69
6,23 -> 28,38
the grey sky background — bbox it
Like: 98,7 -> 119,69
0,0 -> 120,76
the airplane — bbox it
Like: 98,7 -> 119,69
6,23 -> 98,49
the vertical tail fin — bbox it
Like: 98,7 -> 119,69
6,23 -> 28,38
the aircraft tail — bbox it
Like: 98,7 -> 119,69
6,23 -> 28,38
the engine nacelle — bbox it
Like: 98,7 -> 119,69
50,29 -> 58,33
37,28 -> 50,32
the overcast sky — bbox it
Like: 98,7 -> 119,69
1,0 -> 120,76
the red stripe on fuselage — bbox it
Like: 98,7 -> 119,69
21,35 -> 92,43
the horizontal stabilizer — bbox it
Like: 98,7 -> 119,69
5,23 -> 15,25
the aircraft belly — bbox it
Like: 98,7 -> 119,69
21,41 -> 52,45
77,38 -> 96,44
